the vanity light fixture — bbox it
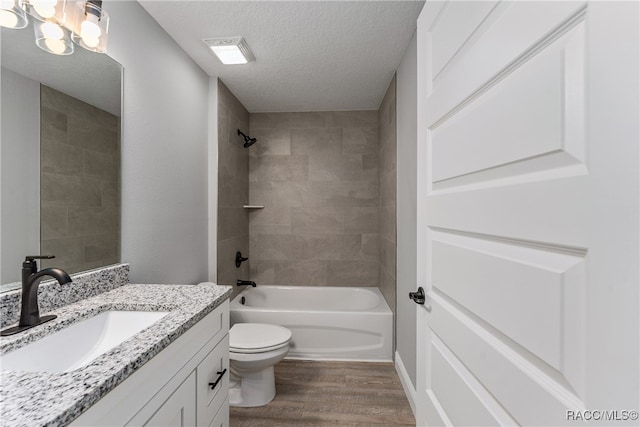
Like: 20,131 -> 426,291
203,37 -> 255,65
68,0 -> 108,52
0,0 -> 28,29
0,0 -> 109,56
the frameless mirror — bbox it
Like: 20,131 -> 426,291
1,22 -> 122,291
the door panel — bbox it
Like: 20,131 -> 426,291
432,22 -> 585,184
416,1 -> 639,426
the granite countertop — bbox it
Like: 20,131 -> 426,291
0,283 -> 232,427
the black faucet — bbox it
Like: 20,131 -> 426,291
237,280 -> 256,287
0,256 -> 72,336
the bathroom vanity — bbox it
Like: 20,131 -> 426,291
0,265 -> 232,427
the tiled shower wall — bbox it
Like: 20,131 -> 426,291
217,80 -> 250,299
378,76 -> 397,315
248,111 -> 380,286
40,85 -> 120,274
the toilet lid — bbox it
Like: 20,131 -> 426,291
229,323 -> 292,352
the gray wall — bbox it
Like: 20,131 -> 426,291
248,111 -> 379,287
217,80 -> 250,299
106,1 -> 211,284
40,85 -> 120,275
0,68 -> 40,284
378,76 -> 397,318
396,33 -> 417,387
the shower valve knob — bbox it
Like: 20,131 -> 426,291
235,252 -> 249,268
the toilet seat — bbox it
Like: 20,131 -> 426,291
229,323 -> 292,354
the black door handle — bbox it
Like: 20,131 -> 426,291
409,287 -> 425,305
208,368 -> 227,390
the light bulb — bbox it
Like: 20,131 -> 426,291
0,0 -> 27,29
0,8 -> 18,27
44,37 -> 66,54
82,35 -> 99,48
80,14 -> 101,42
41,21 -> 64,39
32,0 -> 56,19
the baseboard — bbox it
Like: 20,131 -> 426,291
395,351 -> 417,417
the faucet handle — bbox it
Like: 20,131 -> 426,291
24,255 -> 55,269
25,255 -> 55,262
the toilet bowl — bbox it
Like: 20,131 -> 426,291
228,323 -> 292,407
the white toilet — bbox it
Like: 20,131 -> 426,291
228,323 -> 292,407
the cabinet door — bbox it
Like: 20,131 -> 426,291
197,335 -> 229,427
144,371 -> 196,427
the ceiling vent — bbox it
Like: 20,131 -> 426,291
203,36 -> 255,65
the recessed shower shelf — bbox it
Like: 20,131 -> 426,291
243,205 -> 265,209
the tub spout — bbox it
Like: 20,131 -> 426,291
237,280 -> 256,287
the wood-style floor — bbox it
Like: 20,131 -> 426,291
230,360 -> 416,426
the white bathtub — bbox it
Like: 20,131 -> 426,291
230,286 -> 393,362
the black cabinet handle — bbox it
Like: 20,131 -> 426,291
208,368 -> 227,390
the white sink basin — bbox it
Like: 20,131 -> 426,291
0,310 -> 168,373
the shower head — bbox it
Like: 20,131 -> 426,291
237,129 -> 257,148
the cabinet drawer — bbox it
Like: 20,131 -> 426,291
197,334 -> 229,427
143,371 -> 196,427
209,401 -> 229,427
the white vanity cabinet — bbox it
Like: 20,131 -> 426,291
71,300 -> 230,427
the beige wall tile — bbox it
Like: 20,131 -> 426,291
249,128 -> 291,157
217,80 -> 250,285
377,75 -> 397,316
249,206 -> 292,227
84,150 -> 119,181
40,86 -> 120,275
250,260 -> 275,285
308,152 -> 363,182
250,181 -> 329,208
379,205 -> 396,244
251,112 -> 326,129
218,207 -> 249,241
254,155 -> 309,182
379,265 -> 396,315
380,237 -> 396,272
325,180 -> 379,207
325,110 -> 378,128
274,260 -> 327,286
297,234 -> 362,261
67,206 -> 119,237
326,260 -> 379,286
380,170 -> 396,206
343,207 -> 379,234
291,207 -> 343,234
41,140 -> 84,176
41,173 -> 102,207
248,109 -> 382,287
40,236 -> 84,271
83,233 -> 119,263
41,206 -> 69,240
67,115 -> 119,154
360,234 -> 379,261
291,128 -> 342,155
343,127 -> 378,155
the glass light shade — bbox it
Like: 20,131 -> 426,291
33,18 -> 73,55
25,0 -> 67,23
68,0 -> 108,53
0,0 -> 28,29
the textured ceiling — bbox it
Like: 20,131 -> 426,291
139,0 -> 424,112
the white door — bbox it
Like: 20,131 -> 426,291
415,1 -> 639,426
